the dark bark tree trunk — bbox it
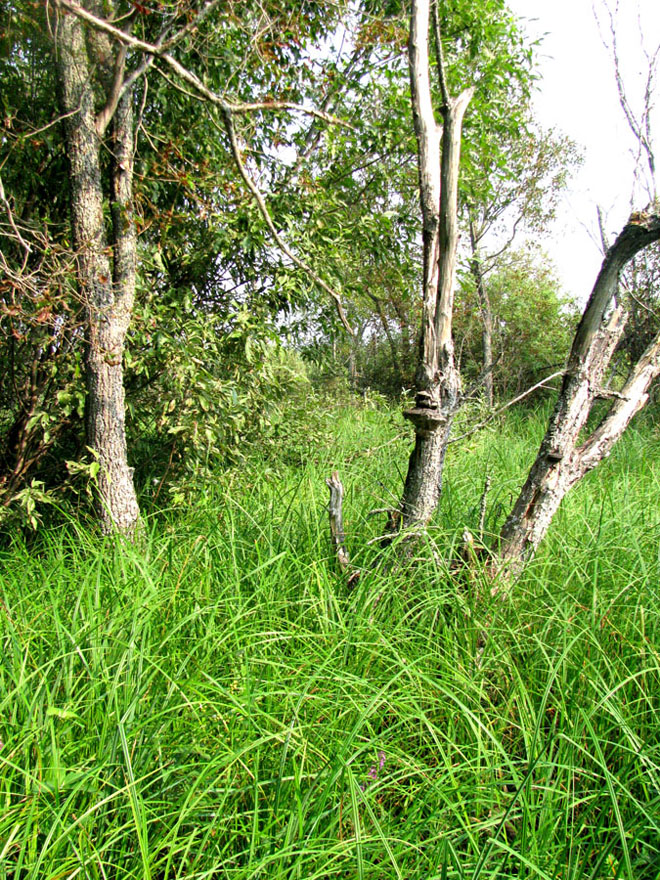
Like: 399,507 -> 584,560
399,0 -> 473,528
498,210 -> 660,571
55,7 -> 140,534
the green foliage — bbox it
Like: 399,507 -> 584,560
439,0 -> 537,208
0,2 -> 82,519
278,0 -> 548,408
125,292 -> 314,503
0,233 -> 85,525
1,407 -> 659,877
0,0 -> 366,524
132,0 -> 358,328
456,249 -> 579,397
464,125 -> 582,254
351,334 -> 416,398
315,248 -> 577,403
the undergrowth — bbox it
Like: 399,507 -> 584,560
1,403 -> 659,879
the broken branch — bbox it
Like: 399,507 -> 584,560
326,471 -> 351,574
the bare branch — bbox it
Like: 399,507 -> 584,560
107,0 -> 222,113
448,370 -> 565,444
158,0 -> 222,53
0,173 -> 32,255
326,471 -> 351,573
596,204 -> 611,254
478,475 -> 490,541
95,43 -> 127,136
595,0 -> 658,201
570,209 -> 660,368
3,103 -> 82,141
435,86 -> 474,350
579,329 -> 660,471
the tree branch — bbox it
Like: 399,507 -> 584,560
431,0 -> 450,109
596,0 -> 658,201
578,329 -> 660,472
449,370 -> 565,444
95,43 -> 127,136
56,1 -> 353,128
0,173 -> 32,255
568,209 -> 660,370
219,109 -> 354,335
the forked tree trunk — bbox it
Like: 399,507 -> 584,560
498,210 -> 660,570
55,9 -> 140,534
400,0 -> 473,528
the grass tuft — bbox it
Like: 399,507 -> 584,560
1,404 -> 659,878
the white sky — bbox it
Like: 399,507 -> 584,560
505,0 -> 659,302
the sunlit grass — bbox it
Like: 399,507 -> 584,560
1,402 -> 659,878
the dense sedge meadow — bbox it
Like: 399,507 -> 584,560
1,403 -> 659,879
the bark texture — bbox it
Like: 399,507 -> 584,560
498,209 -> 660,569
55,7 -> 140,534
400,0 -> 472,528
326,472 -> 350,573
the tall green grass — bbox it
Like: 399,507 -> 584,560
1,403 -> 659,878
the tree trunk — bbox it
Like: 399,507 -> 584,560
498,210 -> 660,570
400,0 -> 472,528
55,9 -> 140,534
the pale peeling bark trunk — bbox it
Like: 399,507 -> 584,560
498,210 -> 660,570
400,0 -> 473,528
326,472 -> 350,573
55,10 -> 140,534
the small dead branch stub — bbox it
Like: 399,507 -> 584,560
326,471 -> 360,585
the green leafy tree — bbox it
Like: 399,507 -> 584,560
396,0 -> 538,527
352,0 -> 660,574
0,2 -> 83,526
463,125 -> 581,405
455,248 -> 578,397
0,0 -> 357,525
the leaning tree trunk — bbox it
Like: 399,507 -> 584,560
498,209 -> 660,570
400,0 -> 473,528
55,10 -> 140,534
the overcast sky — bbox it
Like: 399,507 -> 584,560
505,0 -> 659,302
